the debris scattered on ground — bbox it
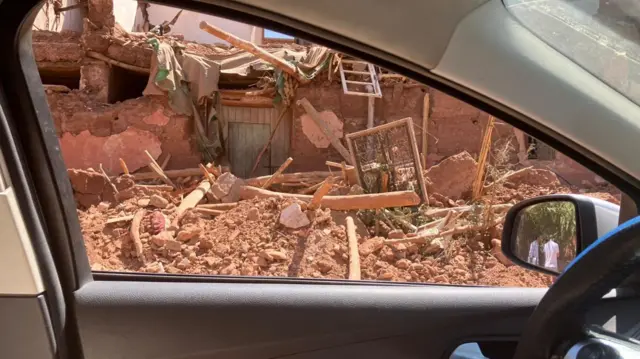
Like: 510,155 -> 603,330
77,148 -> 621,287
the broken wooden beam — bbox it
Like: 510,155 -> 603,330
239,186 -> 421,210
106,215 -> 134,224
246,171 -> 336,187
132,167 -> 217,181
299,179 -> 327,194
384,215 -> 505,245
199,21 -> 306,83
130,209 -> 146,258
472,116 -> 495,199
308,178 -> 333,210
297,98 -> 354,165
262,157 -> 294,189
325,160 -> 358,185
221,96 -> 274,108
194,208 -> 225,216
425,204 -> 512,219
144,150 -> 176,188
346,216 -> 361,280
173,180 -> 212,226
197,202 -> 238,210
99,163 -> 119,195
119,158 -> 129,175
422,92 -> 430,169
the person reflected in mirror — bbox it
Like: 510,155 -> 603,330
528,237 -> 540,265
543,237 -> 559,271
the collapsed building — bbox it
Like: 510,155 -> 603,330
30,0 -> 621,286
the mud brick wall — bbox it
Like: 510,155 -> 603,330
48,90 -> 200,175
290,84 -> 517,172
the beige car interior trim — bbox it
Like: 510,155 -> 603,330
434,0 -> 640,182
0,183 -> 44,295
230,0 -> 488,68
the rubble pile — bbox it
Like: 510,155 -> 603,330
74,148 -> 621,288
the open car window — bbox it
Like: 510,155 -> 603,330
32,1 -> 622,288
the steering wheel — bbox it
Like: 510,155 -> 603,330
513,216 -> 640,358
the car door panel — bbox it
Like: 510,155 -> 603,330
75,281 -> 544,358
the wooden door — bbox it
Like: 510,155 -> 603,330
227,122 -> 271,178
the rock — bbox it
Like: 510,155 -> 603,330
316,259 -> 333,274
176,258 -> 191,270
165,240 -> 182,252
348,184 -> 365,195
151,231 -> 172,247
377,270 -> 394,280
388,229 -> 405,239
506,168 -> 560,187
149,194 -> 169,209
176,226 -> 201,242
220,263 -> 237,275
137,198 -> 150,207
213,243 -> 230,256
424,151 -> 477,199
247,207 -> 260,221
96,202 -> 110,212
410,263 -> 425,271
279,203 -> 310,229
76,193 -> 102,208
395,259 -> 411,269
267,249 -> 287,261
150,211 -> 167,234
257,256 -> 269,267
433,274 -> 448,283
212,173 -> 245,202
203,257 -> 219,267
359,237 -> 384,256
424,238 -> 444,255
67,168 -> 106,194
491,239 -> 513,267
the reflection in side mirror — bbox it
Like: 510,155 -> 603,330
511,201 -> 577,274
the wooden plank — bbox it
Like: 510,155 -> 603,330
472,116 -> 496,200
199,21 -> 306,83
240,186 -> 421,210
346,216 -> 361,280
246,171 -> 337,187
197,202 -> 238,210
405,118 -> 429,205
173,181 -> 212,226
248,106 -> 290,177
297,98 -> 353,165
308,179 -> 333,210
262,157 -> 294,189
106,215 -> 134,224
345,80 -> 374,86
228,122 -> 271,178
422,92 -> 430,169
132,167 -> 215,181
342,70 -> 370,75
346,117 -> 410,140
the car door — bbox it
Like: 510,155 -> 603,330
0,0 -> 639,359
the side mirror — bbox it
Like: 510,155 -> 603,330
501,194 -> 619,275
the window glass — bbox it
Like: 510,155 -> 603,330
505,0 -> 640,105
34,2 -> 621,287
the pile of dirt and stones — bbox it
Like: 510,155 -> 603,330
73,151 -> 620,288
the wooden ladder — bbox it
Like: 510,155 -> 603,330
338,58 -> 382,98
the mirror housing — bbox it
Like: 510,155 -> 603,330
501,194 -> 619,275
